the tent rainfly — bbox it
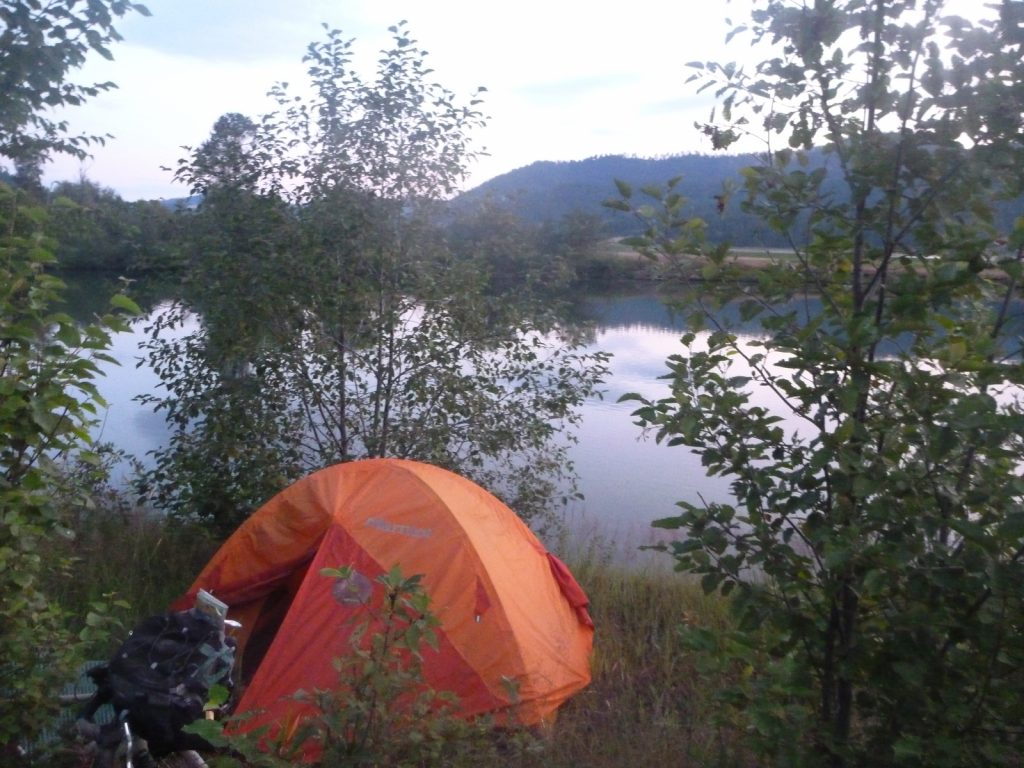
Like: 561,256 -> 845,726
172,458 -> 594,749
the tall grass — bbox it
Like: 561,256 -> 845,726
46,506 -> 220,657
521,539 -> 744,768
56,505 -> 743,766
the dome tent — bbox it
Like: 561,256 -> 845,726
172,458 -> 593,747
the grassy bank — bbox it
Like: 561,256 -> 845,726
51,509 -> 739,767
524,555 -> 742,767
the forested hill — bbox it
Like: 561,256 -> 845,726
454,151 -> 1024,248
454,153 -> 793,247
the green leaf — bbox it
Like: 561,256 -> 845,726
206,683 -> 231,708
183,718 -> 231,749
321,566 -> 353,579
109,293 -> 141,313
602,199 -> 632,212
54,323 -> 82,346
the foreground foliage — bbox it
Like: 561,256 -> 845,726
0,0 -> 150,187
615,1 -> 1024,766
0,185 -> 138,750
139,25 -> 607,532
1,0 -> 148,752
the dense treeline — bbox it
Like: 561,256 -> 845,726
46,179 -> 185,273
29,174 -> 625,286
36,149 -> 1024,281
29,153 -> 808,275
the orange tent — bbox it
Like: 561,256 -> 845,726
172,458 -> 593,744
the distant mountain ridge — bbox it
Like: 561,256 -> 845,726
455,151 -> 1024,248
454,153 -> 789,246
159,152 -> 1024,251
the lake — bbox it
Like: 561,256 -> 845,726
561,292 -> 735,551
77,282 -> 735,555
74,278 -> 1024,560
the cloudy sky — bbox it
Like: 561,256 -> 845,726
42,0 -> 758,200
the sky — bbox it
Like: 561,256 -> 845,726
43,0 -> 752,201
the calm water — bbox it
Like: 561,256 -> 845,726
81,286 -> 732,550
79,281 -> 1024,557
562,293 -> 734,550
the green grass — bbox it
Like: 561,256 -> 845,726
522,555 -> 742,767
47,507 -> 221,657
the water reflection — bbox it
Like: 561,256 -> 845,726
83,287 -> 719,548
567,285 -> 1024,557
565,292 -> 734,553
81,280 -> 1023,560
90,304 -> 200,485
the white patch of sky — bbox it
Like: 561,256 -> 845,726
43,0 -> 753,200
40,0 -> 991,201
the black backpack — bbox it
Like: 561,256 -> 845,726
82,609 -> 235,758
